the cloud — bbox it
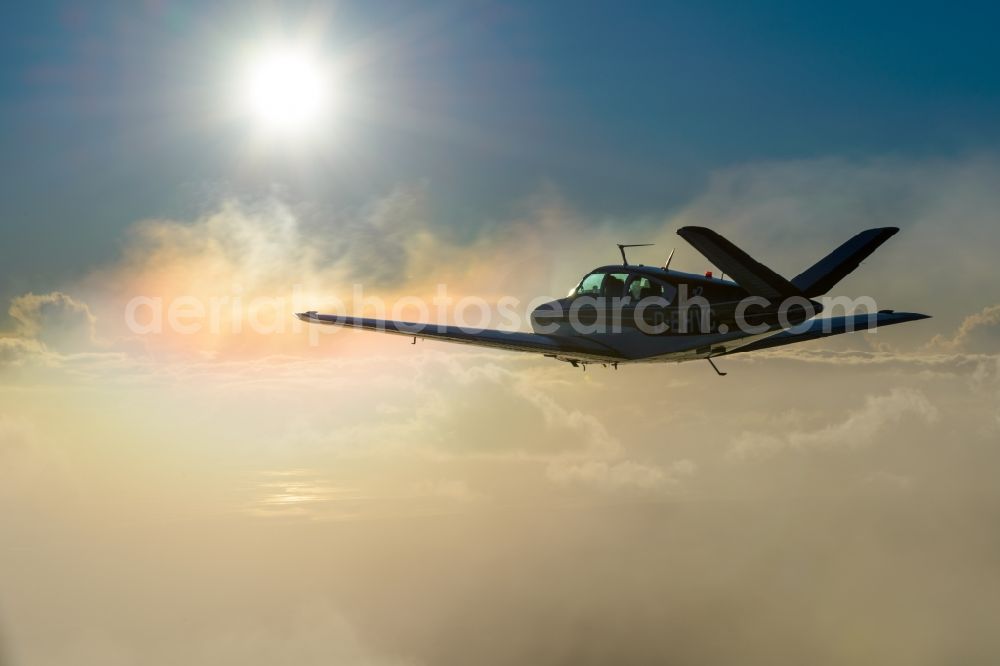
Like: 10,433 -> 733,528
0,415 -> 35,458
9,599 -> 415,666
410,478 -> 483,503
929,304 -> 1000,354
336,184 -> 433,286
7,291 -> 98,353
70,188 -> 612,359
0,414 -> 72,505
272,354 -> 624,470
728,388 -> 939,460
9,154 -> 997,365
546,458 -> 696,493
7,157 -> 1000,664
0,292 -> 134,376
189,601 -> 417,666
0,336 -> 48,367
863,470 -> 915,490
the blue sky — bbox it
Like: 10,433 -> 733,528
2,0 -> 1000,300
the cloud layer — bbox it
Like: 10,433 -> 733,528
3,155 -> 1000,664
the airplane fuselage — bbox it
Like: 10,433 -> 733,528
529,264 -> 823,363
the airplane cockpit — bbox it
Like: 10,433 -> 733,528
570,270 -> 678,303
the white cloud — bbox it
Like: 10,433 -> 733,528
728,388 -> 939,461
8,291 -> 99,353
0,335 -> 49,367
547,458 -> 696,493
9,157 -> 1000,666
929,304 -> 1000,354
410,479 -> 483,503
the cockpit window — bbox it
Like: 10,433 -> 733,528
575,272 -> 605,296
574,271 -> 660,299
625,275 -> 676,303
628,276 -> 655,299
626,275 -> 676,301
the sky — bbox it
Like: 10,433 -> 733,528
2,2 -> 1000,664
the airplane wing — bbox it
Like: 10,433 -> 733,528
722,310 -> 930,355
677,226 -> 802,300
295,312 -> 623,361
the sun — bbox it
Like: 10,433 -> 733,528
239,47 -> 332,133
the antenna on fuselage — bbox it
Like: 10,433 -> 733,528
617,243 -> 654,266
662,247 -> 676,271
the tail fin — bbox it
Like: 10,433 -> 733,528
677,226 -> 802,300
791,227 -> 899,297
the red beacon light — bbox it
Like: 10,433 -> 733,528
705,271 -> 713,278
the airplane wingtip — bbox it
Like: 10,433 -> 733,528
676,225 -> 711,236
878,310 -> 931,322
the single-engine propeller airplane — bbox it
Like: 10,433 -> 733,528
297,226 -> 929,375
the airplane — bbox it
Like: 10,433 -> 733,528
296,226 -> 929,375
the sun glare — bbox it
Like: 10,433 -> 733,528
240,47 -> 332,133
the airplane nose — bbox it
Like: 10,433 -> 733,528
530,300 -> 565,332
531,300 -> 559,317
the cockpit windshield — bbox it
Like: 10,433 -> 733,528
573,272 -> 606,296
574,272 -> 627,297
